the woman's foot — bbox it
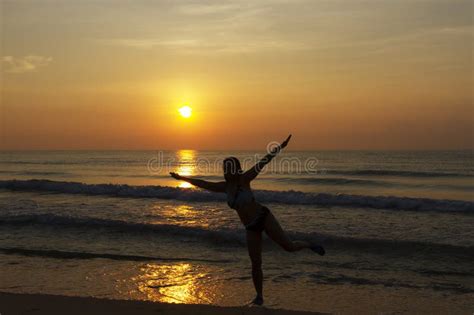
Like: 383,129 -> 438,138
311,244 -> 325,256
248,295 -> 264,306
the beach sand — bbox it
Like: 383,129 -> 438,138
0,292 -> 325,315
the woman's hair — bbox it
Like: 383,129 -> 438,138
223,156 -> 243,176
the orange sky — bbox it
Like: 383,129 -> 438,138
1,0 -> 473,150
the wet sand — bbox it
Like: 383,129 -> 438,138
0,292 -> 325,315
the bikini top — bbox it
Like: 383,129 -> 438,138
227,185 -> 255,210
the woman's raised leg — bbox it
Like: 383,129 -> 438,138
264,212 -> 314,252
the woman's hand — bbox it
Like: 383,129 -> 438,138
280,134 -> 292,149
244,134 -> 292,181
169,172 -> 182,180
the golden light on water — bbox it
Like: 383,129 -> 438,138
134,263 -> 214,304
163,205 -> 206,227
175,150 -> 196,189
150,204 -> 208,228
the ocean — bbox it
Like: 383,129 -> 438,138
0,150 -> 473,313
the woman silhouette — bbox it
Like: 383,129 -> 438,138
170,134 -> 325,306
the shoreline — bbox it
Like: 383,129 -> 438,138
0,292 -> 326,315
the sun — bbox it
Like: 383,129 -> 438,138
178,106 -> 192,118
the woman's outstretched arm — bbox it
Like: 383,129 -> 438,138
170,172 -> 226,193
244,134 -> 292,181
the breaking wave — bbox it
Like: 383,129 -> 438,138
0,179 -> 472,213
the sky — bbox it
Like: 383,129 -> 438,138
1,0 -> 473,150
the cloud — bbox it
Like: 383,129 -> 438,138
99,38 -> 199,49
177,3 -> 241,16
2,55 -> 52,73
98,37 -> 309,54
94,1 -> 308,55
92,0 -> 472,58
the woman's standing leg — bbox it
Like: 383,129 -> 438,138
246,230 -> 264,304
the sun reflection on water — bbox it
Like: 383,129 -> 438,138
175,150 -> 196,189
149,204 -> 209,228
133,263 -> 215,304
